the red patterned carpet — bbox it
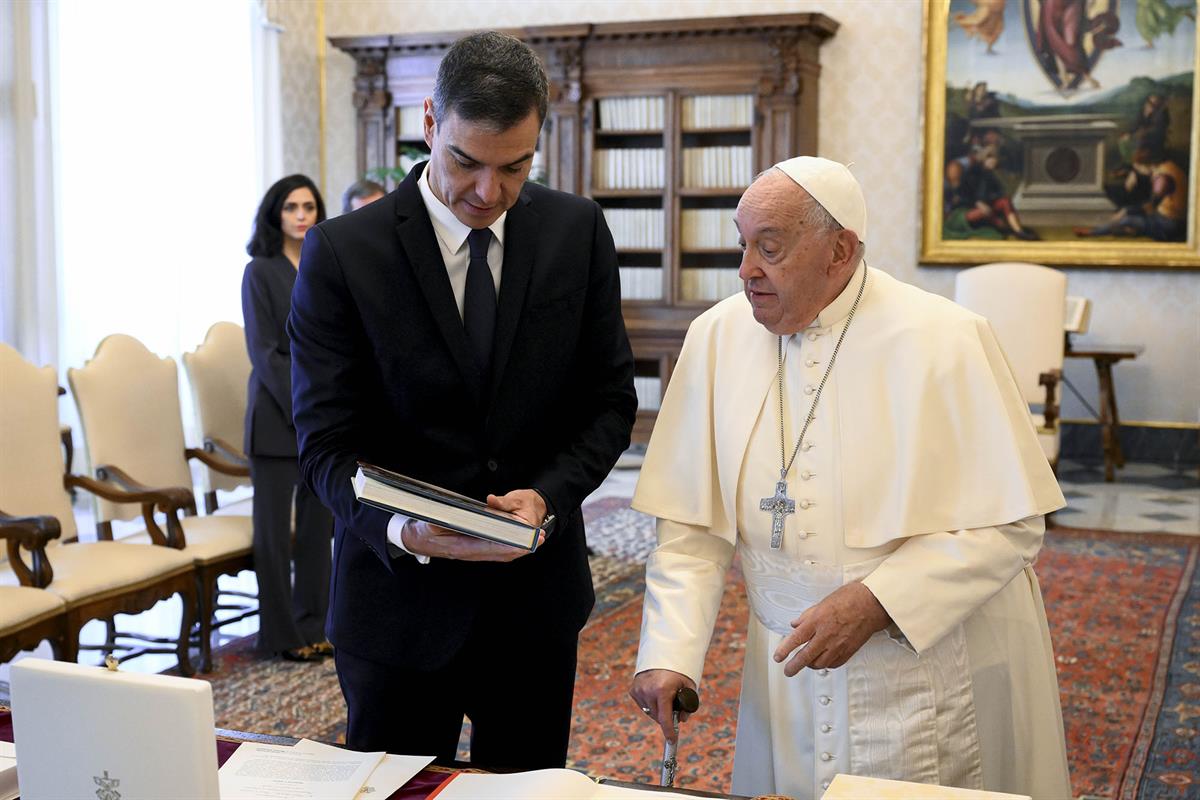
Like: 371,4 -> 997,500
193,508 -> 1200,800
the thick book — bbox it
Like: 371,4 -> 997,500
352,462 -> 550,551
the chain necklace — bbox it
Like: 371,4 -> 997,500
759,266 -> 867,549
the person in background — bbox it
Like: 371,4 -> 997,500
342,179 -> 386,214
242,174 -> 335,662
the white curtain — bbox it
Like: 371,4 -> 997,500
253,0 -> 285,199
0,0 -> 58,368
53,0 -> 260,453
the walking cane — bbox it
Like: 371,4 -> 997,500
660,686 -> 700,787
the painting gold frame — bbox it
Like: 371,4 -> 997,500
920,0 -> 1200,268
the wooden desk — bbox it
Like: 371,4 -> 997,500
1065,344 -> 1143,482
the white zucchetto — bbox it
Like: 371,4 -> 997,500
773,156 -> 868,243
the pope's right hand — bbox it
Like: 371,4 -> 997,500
401,518 -> 541,562
630,669 -> 697,743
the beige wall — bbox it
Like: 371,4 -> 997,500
278,0 -> 1199,426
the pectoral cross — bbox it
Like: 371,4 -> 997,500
759,480 -> 795,550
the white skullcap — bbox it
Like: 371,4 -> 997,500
773,156 -> 867,243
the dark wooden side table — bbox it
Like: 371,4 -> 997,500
1064,344 -> 1143,482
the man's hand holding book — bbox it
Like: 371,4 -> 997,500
399,488 -> 547,562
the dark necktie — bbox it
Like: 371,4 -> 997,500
463,227 -> 496,382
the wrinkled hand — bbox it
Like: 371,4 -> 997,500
486,489 -> 547,527
773,582 -> 891,676
630,669 -> 697,744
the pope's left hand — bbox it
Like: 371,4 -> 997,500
487,489 -> 548,528
773,582 -> 892,676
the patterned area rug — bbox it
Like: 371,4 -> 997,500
190,502 -> 1200,799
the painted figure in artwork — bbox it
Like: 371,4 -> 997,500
1120,93 -> 1170,164
1033,0 -> 1122,90
945,141 -> 1038,241
1135,0 -> 1196,47
954,0 -> 1007,53
1075,147 -> 1188,241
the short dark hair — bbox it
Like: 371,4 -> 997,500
247,174 -> 326,258
432,31 -> 548,130
342,179 -> 386,214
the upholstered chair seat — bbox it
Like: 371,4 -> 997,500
0,541 -> 192,605
0,586 -> 65,663
120,514 -> 252,564
0,587 -> 64,631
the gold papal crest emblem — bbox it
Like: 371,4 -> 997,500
93,769 -> 121,800
1022,0 -> 1123,94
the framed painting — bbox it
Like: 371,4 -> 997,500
921,0 -> 1200,267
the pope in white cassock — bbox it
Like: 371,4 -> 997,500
629,157 -> 1072,800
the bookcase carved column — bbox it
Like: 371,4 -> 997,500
545,41 -> 585,195
352,50 -> 392,182
758,34 -> 818,165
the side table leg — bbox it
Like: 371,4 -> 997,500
1109,365 -> 1126,470
1095,359 -> 1117,482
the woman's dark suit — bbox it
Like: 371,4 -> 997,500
241,253 -> 333,655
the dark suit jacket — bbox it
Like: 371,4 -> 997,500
288,163 -> 637,669
242,254 -> 299,458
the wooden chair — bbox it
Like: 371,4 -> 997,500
955,262 -> 1067,469
0,344 -> 196,673
182,322 -> 253,516
67,334 -> 255,672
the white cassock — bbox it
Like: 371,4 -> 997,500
634,262 -> 1072,800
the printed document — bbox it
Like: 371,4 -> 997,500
218,741 -> 384,799
292,738 -> 435,798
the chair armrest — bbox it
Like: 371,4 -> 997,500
65,466 -> 193,548
186,438 -> 251,477
1038,369 -> 1062,431
0,510 -> 60,588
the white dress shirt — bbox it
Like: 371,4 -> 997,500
385,167 -> 508,563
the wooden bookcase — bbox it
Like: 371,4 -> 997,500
332,13 -> 838,441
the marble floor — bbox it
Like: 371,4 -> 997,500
2,456 -> 1196,690
1053,458 -> 1200,535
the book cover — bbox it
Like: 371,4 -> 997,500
352,463 -> 550,551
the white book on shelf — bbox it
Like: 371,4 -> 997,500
398,105 -> 424,138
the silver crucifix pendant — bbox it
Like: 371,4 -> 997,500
759,480 -> 795,549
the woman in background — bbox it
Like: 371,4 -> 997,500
243,174 -> 334,662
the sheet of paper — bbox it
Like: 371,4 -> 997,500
292,738 -> 434,799
435,768 -> 695,800
218,741 -> 384,799
0,752 -> 18,800
822,774 -> 1031,800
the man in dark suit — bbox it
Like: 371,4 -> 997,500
288,31 -> 637,769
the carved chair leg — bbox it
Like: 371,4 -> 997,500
60,618 -> 81,664
204,490 -> 218,515
197,570 -> 216,673
177,585 -> 196,677
48,633 -> 66,661
104,617 -> 117,653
